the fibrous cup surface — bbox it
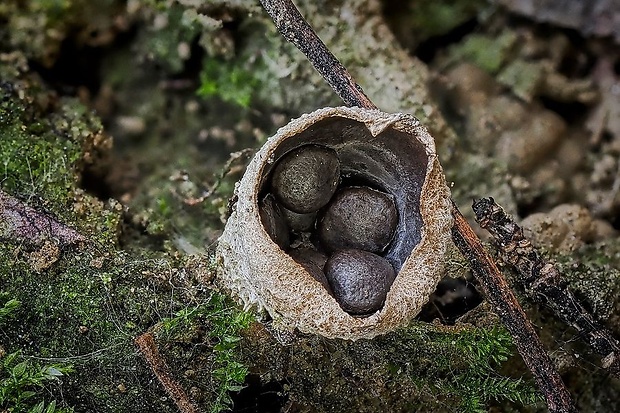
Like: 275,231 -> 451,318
216,106 -> 453,340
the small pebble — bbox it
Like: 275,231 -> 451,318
270,145 -> 340,213
259,194 -> 290,249
324,249 -> 396,315
318,186 -> 398,253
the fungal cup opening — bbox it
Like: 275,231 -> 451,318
217,107 -> 452,338
257,116 -> 431,316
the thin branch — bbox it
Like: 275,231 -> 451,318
135,332 -> 199,413
451,203 -> 576,412
259,0 -> 376,110
258,1 -> 578,412
474,197 -> 620,377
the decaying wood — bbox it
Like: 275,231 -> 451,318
259,0 -> 578,411
135,332 -> 199,413
474,197 -> 620,378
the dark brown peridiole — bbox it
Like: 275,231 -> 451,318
325,249 -> 396,315
288,247 -> 331,293
258,194 -> 290,250
318,186 -> 398,253
270,145 -> 340,214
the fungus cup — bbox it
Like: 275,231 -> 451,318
216,106 -> 453,340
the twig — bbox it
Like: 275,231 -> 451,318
451,203 -> 576,412
474,197 -> 620,377
259,0 -> 376,110
135,332 -> 199,413
258,1 -> 577,411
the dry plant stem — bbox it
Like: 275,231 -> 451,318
135,332 -> 199,413
474,197 -> 620,377
259,0 -> 577,411
259,0 -> 377,110
451,203 -> 577,413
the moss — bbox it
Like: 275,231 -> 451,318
0,0 -> 125,67
554,239 -> 620,322
198,58 -> 260,108
0,350 -> 75,413
0,228 -> 252,412
158,291 -> 254,413
497,59 -> 544,102
385,0 -> 487,49
0,54 -> 253,412
408,1 -> 484,38
395,325 -> 539,412
138,3 -> 204,73
239,322 -> 539,412
0,294 -> 74,412
1,241 -> 182,411
145,0 -> 457,151
0,66 -> 118,247
446,153 -> 518,218
446,31 -> 518,74
0,294 -> 20,323
429,327 -> 540,411
118,148 -> 242,250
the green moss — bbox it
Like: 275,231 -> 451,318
0,0 -> 124,66
1,80 -> 74,192
140,4 -> 202,73
0,56 -> 254,411
388,325 -> 540,411
0,74 -> 119,247
409,0 -> 486,39
554,240 -> 620,321
497,59 -> 545,102
0,350 -> 75,413
0,230 -> 232,411
427,327 -> 539,411
160,291 -> 254,413
198,58 -> 259,108
240,321 -> 539,412
0,296 -> 75,412
447,31 -> 518,74
0,293 -> 20,323
446,153 -> 517,216
0,122 -> 76,198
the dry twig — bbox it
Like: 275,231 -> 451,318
451,203 -> 576,412
135,332 -> 199,413
259,1 -> 578,411
474,197 -> 620,377
259,0 -> 376,110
